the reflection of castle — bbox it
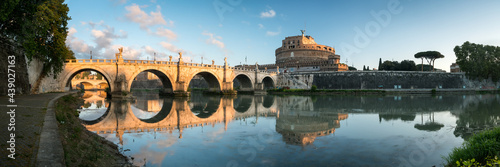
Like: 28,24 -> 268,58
276,112 -> 348,145
236,30 -> 348,72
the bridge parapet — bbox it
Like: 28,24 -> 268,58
52,56 -> 279,96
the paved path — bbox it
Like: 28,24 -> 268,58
0,92 -> 74,167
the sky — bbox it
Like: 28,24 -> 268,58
65,0 -> 500,72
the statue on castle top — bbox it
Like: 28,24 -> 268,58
169,55 -> 172,62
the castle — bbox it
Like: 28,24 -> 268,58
237,30 -> 348,72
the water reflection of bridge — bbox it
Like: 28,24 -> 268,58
82,94 -> 279,145
81,91 -> 108,108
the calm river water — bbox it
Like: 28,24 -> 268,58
78,91 -> 500,167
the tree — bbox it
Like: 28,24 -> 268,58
348,66 -> 357,71
414,51 -> 444,72
1,0 -> 73,93
378,58 -> 382,70
399,60 -> 417,71
454,41 -> 500,81
380,61 -> 394,71
363,65 -> 366,71
415,64 -> 433,71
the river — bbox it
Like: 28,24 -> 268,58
78,91 -> 500,167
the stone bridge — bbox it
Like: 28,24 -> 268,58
82,95 -> 279,144
71,77 -> 108,90
44,52 -> 278,96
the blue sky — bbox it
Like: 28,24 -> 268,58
65,0 -> 500,71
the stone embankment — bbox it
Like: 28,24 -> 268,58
278,71 -> 500,90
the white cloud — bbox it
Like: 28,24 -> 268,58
260,9 -> 276,18
65,22 -> 136,60
154,27 -> 177,40
66,27 -> 93,55
142,45 -> 170,61
103,45 -> 141,60
266,27 -> 281,36
202,31 -> 225,49
111,0 -> 128,5
68,27 -> 77,36
90,25 -> 127,52
160,41 -> 182,53
258,23 -> 264,29
125,4 -> 172,30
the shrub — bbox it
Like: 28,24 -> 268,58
444,127 -> 500,166
311,85 -> 317,92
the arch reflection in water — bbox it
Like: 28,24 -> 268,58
78,91 -> 109,123
81,92 -> 279,146
188,93 -> 221,118
76,93 -> 500,166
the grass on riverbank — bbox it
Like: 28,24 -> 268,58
54,94 -> 131,166
444,127 -> 500,167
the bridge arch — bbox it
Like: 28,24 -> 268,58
232,74 -> 254,91
187,71 -> 222,93
128,69 -> 175,93
262,76 -> 276,90
77,82 -> 94,90
62,67 -> 113,91
97,82 -> 109,89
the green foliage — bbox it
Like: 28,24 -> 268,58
348,66 -> 357,71
431,88 -> 436,94
0,0 -> 20,22
380,60 -> 417,71
378,58 -> 382,70
455,41 -> 500,82
1,0 -> 73,78
454,157 -> 500,167
415,64 -> 434,71
311,85 -> 317,92
414,51 -> 445,71
444,127 -> 500,166
96,73 -> 103,80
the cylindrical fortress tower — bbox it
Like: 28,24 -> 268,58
275,32 -> 336,64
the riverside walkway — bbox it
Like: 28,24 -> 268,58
0,92 -> 72,166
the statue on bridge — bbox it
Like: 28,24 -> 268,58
169,56 -> 172,62
224,57 -> 227,66
178,52 -> 183,64
115,47 -> 123,60
212,60 -> 215,66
